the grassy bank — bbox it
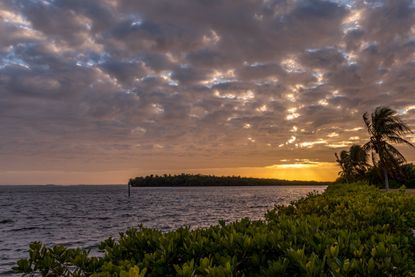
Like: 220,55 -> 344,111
15,183 -> 415,276
383,189 -> 415,196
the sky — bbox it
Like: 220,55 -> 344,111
1,0 -> 415,184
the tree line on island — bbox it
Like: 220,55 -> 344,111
335,106 -> 415,189
128,174 -> 331,187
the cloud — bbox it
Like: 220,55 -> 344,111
1,0 -> 415,183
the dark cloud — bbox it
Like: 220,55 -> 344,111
1,0 -> 415,182
299,48 -> 345,70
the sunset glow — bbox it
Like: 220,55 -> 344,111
1,0 -> 415,184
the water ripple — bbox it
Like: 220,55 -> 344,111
0,185 -> 325,276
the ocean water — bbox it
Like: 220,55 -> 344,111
0,185 -> 325,275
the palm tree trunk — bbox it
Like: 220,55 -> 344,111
383,167 -> 389,190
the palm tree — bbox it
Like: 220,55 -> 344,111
349,144 -> 369,177
335,150 -> 352,183
363,106 -> 414,190
335,144 -> 369,183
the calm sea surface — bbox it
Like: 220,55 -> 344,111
0,185 -> 325,275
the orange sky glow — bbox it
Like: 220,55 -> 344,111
1,1 -> 415,184
0,163 -> 339,185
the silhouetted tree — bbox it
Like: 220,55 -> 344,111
335,150 -> 352,183
349,144 -> 369,177
335,144 -> 369,183
128,174 -> 331,187
363,106 -> 414,190
400,163 -> 415,187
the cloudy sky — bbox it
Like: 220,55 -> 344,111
1,0 -> 415,184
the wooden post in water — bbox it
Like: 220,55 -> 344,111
128,181 -> 131,197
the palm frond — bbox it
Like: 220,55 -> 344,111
362,112 -> 372,135
387,135 -> 415,148
383,143 -> 406,163
362,141 -> 373,152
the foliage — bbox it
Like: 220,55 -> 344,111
15,184 -> 415,276
400,163 -> 415,187
363,106 -> 414,189
335,106 -> 414,188
128,174 -> 331,187
335,145 -> 368,183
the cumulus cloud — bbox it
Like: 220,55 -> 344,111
0,0 -> 414,182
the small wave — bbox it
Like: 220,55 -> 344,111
84,242 -> 100,250
120,214 -> 131,218
0,268 -> 17,276
8,226 -> 40,232
86,217 -> 112,221
0,219 -> 13,224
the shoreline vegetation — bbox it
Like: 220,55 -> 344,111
335,106 -> 415,189
128,174 -> 331,187
15,183 -> 415,276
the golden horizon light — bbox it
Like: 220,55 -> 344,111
1,0 -> 415,184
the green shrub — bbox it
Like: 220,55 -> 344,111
407,178 -> 415,188
389,179 -> 402,189
14,183 -> 415,276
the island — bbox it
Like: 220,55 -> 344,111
128,173 -> 332,187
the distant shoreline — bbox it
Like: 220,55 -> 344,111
130,184 -> 330,187
129,174 -> 332,187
